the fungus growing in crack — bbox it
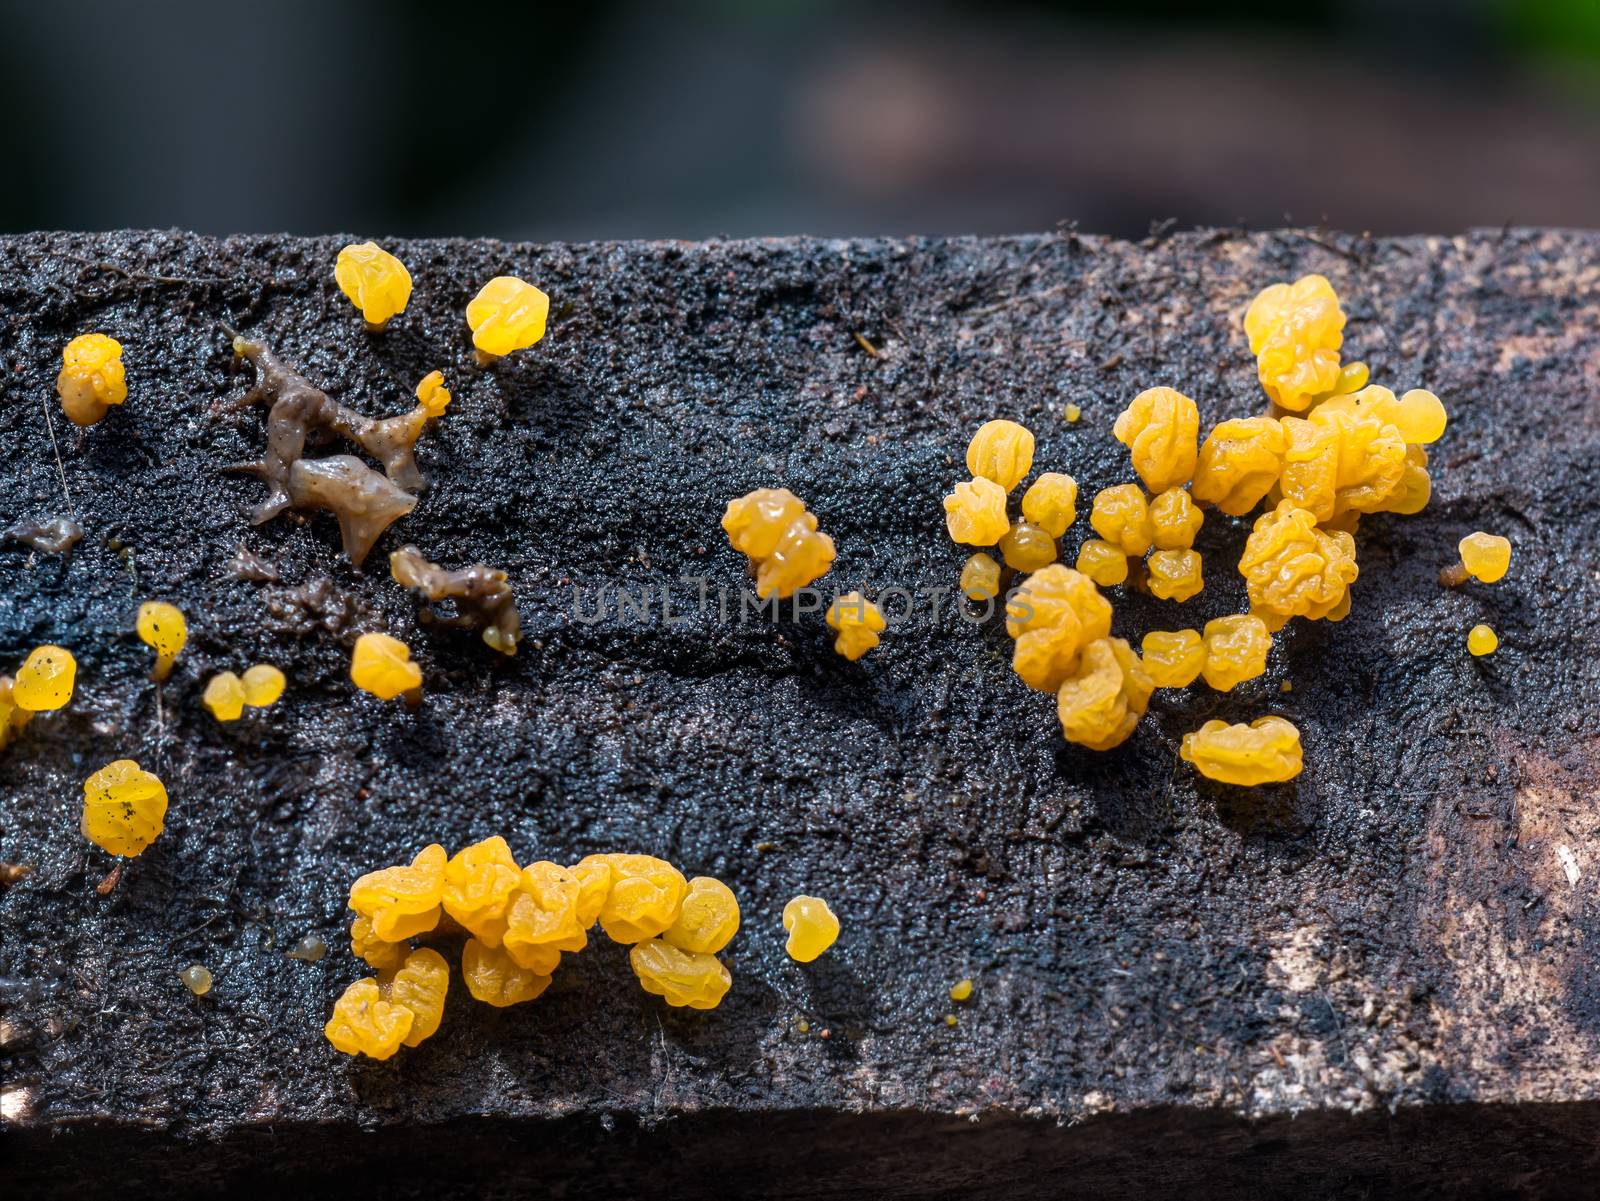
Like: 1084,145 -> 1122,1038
389,544 -> 522,656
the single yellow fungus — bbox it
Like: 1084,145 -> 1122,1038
1453,532 -> 1512,585
386,947 -> 450,1047
1021,472 -> 1078,537
503,862 -> 589,969
414,370 -> 453,419
350,632 -> 423,704
57,333 -> 127,426
136,601 -> 187,682
286,934 -> 328,962
1146,548 -> 1204,602
1201,614 -> 1271,692
334,242 -> 413,328
202,672 -> 246,722
1056,637 -> 1153,751
81,759 -> 168,857
1149,488 -> 1203,550
467,276 -> 550,361
783,895 -> 840,962
1180,716 -> 1304,785
1089,485 -> 1154,556
997,521 -> 1057,573
1239,500 -> 1359,630
722,488 -> 806,558
1243,274 -> 1345,411
594,854 -> 688,944
391,545 -> 522,655
180,965 -> 213,996
1468,624 -> 1499,656
1140,629 -> 1205,689
1114,387 -> 1199,493
349,914 -> 406,973
960,553 -> 1002,601
0,676 -> 34,751
965,420 -> 1035,492
825,592 -> 886,661
949,978 -> 974,1002
942,477 -> 1010,547
13,645 -> 76,712
1076,538 -> 1129,587
442,836 -> 524,946
325,977 -> 414,1058
462,937 -> 553,1007
1005,565 -> 1113,692
1064,403 -> 1082,424
722,489 -> 837,598
239,664 -> 286,707
1190,417 -> 1286,516
664,876 -> 741,955
348,844 -> 446,942
630,939 -> 733,1009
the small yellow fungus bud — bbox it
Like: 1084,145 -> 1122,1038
1149,488 -> 1203,551
1146,549 -> 1204,602
825,592 -> 886,661
1005,565 -> 1114,692
334,242 -> 413,328
239,664 -> 286,707
135,601 -> 187,682
965,420 -> 1035,492
386,947 -> 450,1047
467,276 -> 550,360
442,836 -> 523,946
1191,417 -> 1286,516
13,645 -> 76,712
595,854 -> 688,944
286,934 -> 327,962
1089,485 -> 1154,556
1243,274 -> 1345,412
1021,472 -> 1078,538
1239,500 -> 1358,630
0,676 -> 35,751
949,978 -> 974,1002
1201,615 -> 1271,692
350,632 -> 423,704
1468,624 -> 1499,656
630,938 -> 733,1009
462,937 -> 552,1007
203,672 -> 246,722
81,760 -> 167,857
414,370 -> 452,419
1056,637 -> 1153,751
1114,387 -> 1199,493
325,977 -> 414,1058
180,965 -> 213,996
349,914 -> 407,973
960,553 -> 1001,601
945,1013 -> 958,1027
348,844 -> 446,942
1180,716 -> 1303,785
57,333 -> 127,426
997,522 -> 1056,573
1141,629 -> 1205,688
783,895 -> 840,962
1456,532 -> 1511,585
1076,539 -> 1129,587
942,478 -> 1010,547
664,876 -> 741,955
1064,403 -> 1082,424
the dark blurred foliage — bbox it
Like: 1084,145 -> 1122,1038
0,0 -> 1595,239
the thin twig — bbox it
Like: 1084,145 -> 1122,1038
41,393 -> 77,518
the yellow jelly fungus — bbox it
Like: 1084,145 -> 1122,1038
1149,488 -> 1203,551
722,489 -> 837,599
240,664 -> 286,707
334,242 -> 413,328
348,844 -> 447,942
1468,624 -> 1499,656
1021,472 -> 1078,538
350,913 -> 407,973
0,676 -> 34,751
441,836 -> 524,946
466,276 -> 550,360
1239,500 -> 1359,631
1114,387 -> 1199,493
502,861 -> 588,970
1201,614 -> 1272,692
943,477 -> 1010,547
825,592 -> 886,661
960,553 -> 1002,601
1064,403 -> 1082,424
202,672 -> 246,722
1076,539 -> 1129,587
1190,417 -> 1286,516
569,856 -> 614,927
1089,485 -> 1154,556
1458,532 -> 1512,584
949,978 -> 973,1002
593,854 -> 688,944
1140,629 -> 1205,689
664,876 -> 741,955
325,977 -> 414,1059
136,601 -> 187,682
1146,548 -> 1204,602
1005,565 -> 1113,692
783,895 -> 840,963
386,947 -> 450,1047
965,420 -> 1035,492
414,370 -> 452,419
462,937 -> 553,1007
630,938 -> 733,1009
57,333 -> 127,426
997,521 -> 1057,573
13,645 -> 76,712
1180,716 -> 1304,786
1243,274 -> 1345,412
81,759 -> 168,857
723,488 -> 806,558
1279,406 -> 1408,522
1317,384 -> 1447,447
350,632 -> 423,704
180,965 -> 213,996
1056,636 -> 1153,751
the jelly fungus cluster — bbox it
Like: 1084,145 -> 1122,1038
203,664 -> 287,722
57,333 -> 127,426
722,488 -> 837,600
327,841 -> 741,1057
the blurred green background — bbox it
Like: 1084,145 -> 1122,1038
0,0 -> 1595,238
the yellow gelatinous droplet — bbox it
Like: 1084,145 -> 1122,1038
1459,532 -> 1511,584
1140,629 -> 1205,689
1146,548 -> 1204,602
350,632 -> 423,702
1201,614 -> 1272,692
202,672 -> 246,722
997,521 -> 1057,573
722,488 -> 805,558
1114,387 -> 1199,493
1055,637 -> 1153,751
783,895 -> 840,962
467,276 -> 550,358
334,242 -> 413,327
348,844 -> 446,942
630,938 -> 732,1009
13,645 -> 76,712
1005,565 -> 1113,692
1089,485 -> 1154,556
1075,538 -> 1129,587
1149,488 -> 1203,550
825,592 -> 886,661
1468,624 -> 1499,656
943,478 -> 1010,547
965,420 -> 1035,492
1180,716 -> 1303,785
180,965 -> 213,995
385,947 -> 450,1047
663,876 -> 741,955
949,978 -> 973,1002
461,937 -> 552,1007
1021,472 -> 1078,538
240,664 -> 286,707
325,977 -> 414,1058
960,552 -> 1001,601
81,759 -> 168,857
414,370 -> 452,419
57,333 -> 127,426
1064,403 -> 1082,424
136,601 -> 187,682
